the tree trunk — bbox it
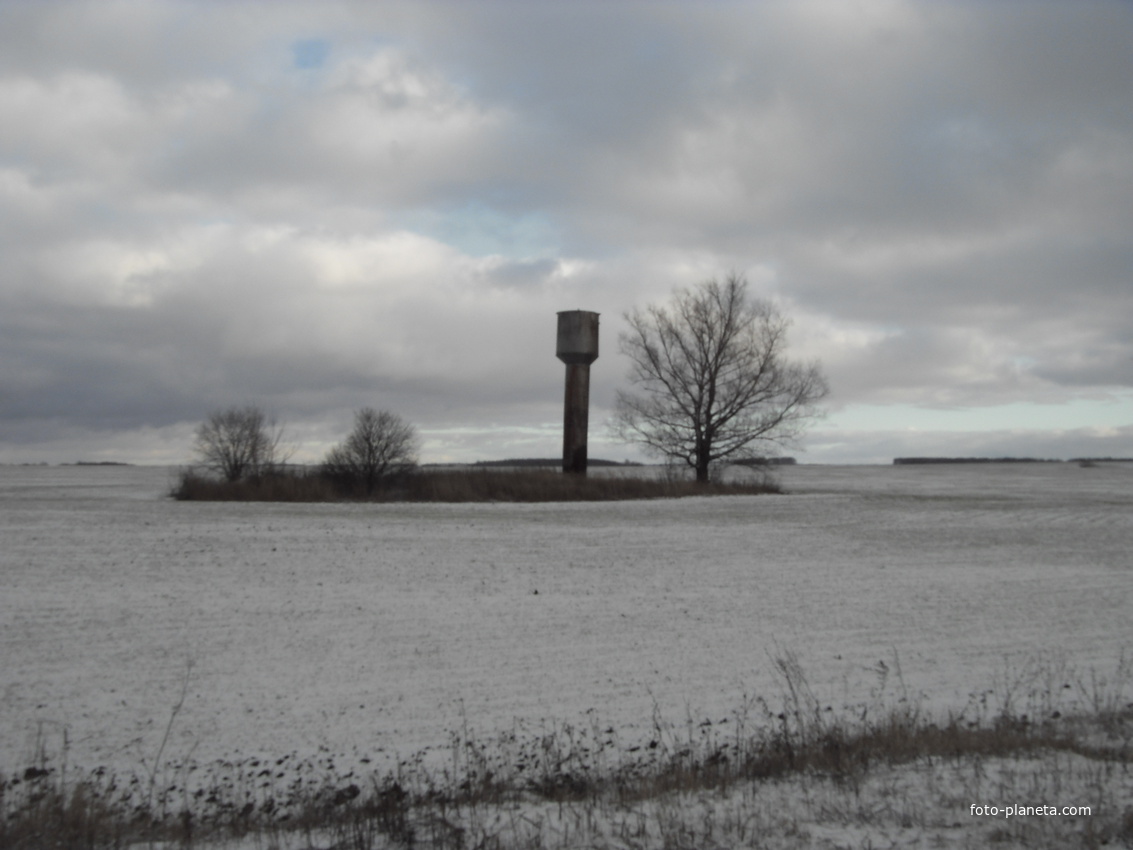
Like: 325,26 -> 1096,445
695,446 -> 711,483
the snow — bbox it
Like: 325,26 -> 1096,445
1,462 -> 1129,786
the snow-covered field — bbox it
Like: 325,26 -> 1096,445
1,461 -> 1129,786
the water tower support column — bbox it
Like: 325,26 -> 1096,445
556,311 -> 600,475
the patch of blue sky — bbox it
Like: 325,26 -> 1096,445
292,38 -> 331,70
828,392 -> 1133,433
400,204 -> 561,260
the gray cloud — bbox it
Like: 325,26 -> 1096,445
1,1 -> 1131,464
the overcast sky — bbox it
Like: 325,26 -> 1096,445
2,0 -> 1131,466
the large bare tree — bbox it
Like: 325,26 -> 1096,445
323,408 -> 419,496
193,405 -> 287,482
612,274 -> 828,482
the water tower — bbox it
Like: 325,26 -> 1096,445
556,310 -> 599,474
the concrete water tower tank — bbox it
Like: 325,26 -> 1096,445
556,310 -> 599,474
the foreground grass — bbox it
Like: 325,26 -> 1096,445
170,466 -> 781,502
4,654 -> 1131,849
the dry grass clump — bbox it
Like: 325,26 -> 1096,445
398,468 -> 778,501
4,652 -> 1130,849
170,466 -> 780,502
169,467 -> 339,502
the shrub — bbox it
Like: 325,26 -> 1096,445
192,406 -> 288,482
170,466 -> 781,502
322,408 -> 419,496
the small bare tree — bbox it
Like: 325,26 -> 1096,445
612,274 -> 828,482
323,408 -> 419,495
193,405 -> 287,482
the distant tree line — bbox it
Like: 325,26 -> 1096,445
893,457 -> 1061,465
895,457 -> 1133,465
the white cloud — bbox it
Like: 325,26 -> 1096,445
302,47 -> 513,196
0,72 -> 148,176
301,230 -> 463,289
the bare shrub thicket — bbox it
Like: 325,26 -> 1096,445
401,468 -> 778,501
322,408 -> 419,496
171,466 -> 781,502
170,466 -> 337,501
192,405 -> 288,482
